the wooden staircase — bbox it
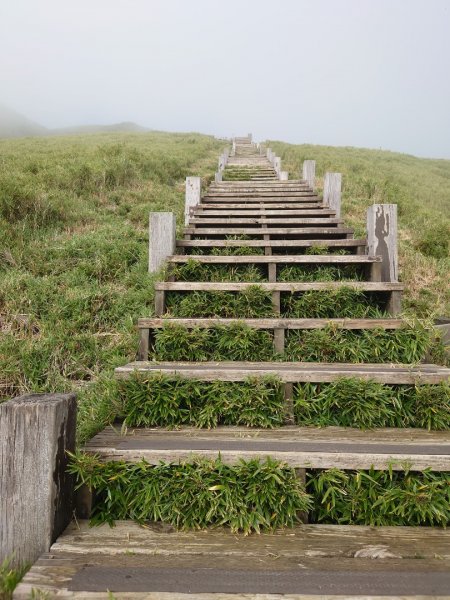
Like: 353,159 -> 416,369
15,136 -> 450,598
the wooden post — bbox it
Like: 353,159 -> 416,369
232,139 -> 236,155
279,171 -> 289,181
323,172 -> 342,218
0,393 -> 76,568
185,177 -> 201,226
366,204 -> 398,282
215,171 -> 223,183
273,157 -> 281,176
302,160 -> 316,190
247,133 -> 252,142
218,154 -> 226,171
149,212 -> 176,273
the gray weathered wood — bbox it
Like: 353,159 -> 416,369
185,176 -> 201,226
148,212 -> 176,273
302,160 -> 316,190
0,392 -> 76,568
214,171 -> 223,183
367,204 -> 398,282
323,172 -> 342,218
279,170 -> 289,180
273,157 -> 281,175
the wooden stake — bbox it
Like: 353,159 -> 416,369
149,212 -> 176,273
185,177 -> 201,226
366,204 -> 398,282
302,160 -> 316,190
324,172 -> 342,218
0,393 -> 76,567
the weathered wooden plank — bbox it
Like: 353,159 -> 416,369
324,173 -> 342,218
0,392 -> 77,567
302,160 -> 316,190
115,360 -> 450,385
367,204 -> 398,282
185,227 -> 352,236
167,255 -> 379,264
84,426 -> 450,471
154,281 -> 404,292
189,218 -> 343,225
185,176 -> 201,226
177,239 -> 367,249
138,317 -> 403,329
148,212 -> 176,274
195,207 -> 331,213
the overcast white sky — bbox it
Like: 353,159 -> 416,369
1,0 -> 450,158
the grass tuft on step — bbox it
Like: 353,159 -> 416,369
69,454 -> 311,534
307,468 -> 449,526
118,373 -> 285,428
283,287 -> 387,318
294,378 -> 450,430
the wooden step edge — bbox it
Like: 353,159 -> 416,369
114,360 -> 449,385
184,227 -> 353,235
137,317 -> 403,329
83,426 -> 450,471
166,255 -> 380,264
176,239 -> 367,247
154,281 -> 404,291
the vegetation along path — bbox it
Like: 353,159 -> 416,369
16,136 -> 450,598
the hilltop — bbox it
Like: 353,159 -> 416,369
0,104 -> 148,138
0,131 -> 448,443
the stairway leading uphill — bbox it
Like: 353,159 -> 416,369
16,135 -> 450,598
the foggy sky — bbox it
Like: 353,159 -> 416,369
1,0 -> 450,158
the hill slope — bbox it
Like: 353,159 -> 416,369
0,132 -> 448,443
0,104 -> 48,138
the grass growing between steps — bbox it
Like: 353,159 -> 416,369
68,454 -> 449,529
152,322 -> 443,364
295,378 -> 450,430
153,323 -> 275,361
278,264 -> 363,282
283,288 -> 388,318
69,454 -> 311,533
118,373 -> 285,428
171,260 -> 266,282
0,557 -> 29,600
165,286 -> 275,318
307,468 -> 450,527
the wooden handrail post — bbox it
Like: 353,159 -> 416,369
0,392 -> 77,567
273,157 -> 281,176
184,176 -> 201,226
302,160 -> 316,190
324,172 -> 342,218
149,212 -> 176,273
366,204 -> 398,282
279,171 -> 289,181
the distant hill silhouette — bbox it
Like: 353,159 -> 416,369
0,104 -> 48,138
0,104 -> 149,139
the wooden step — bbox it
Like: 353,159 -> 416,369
115,360 -> 449,385
15,521 -> 450,598
155,281 -> 403,292
205,193 -> 318,199
188,218 -> 343,226
192,209 -> 336,218
84,426 -> 450,471
177,238 -> 367,251
167,255 -> 380,265
184,227 -> 352,237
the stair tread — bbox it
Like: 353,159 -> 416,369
167,255 -> 380,263
138,317 -> 403,328
84,426 -> 450,471
14,521 -> 450,598
155,281 -> 403,290
177,239 -> 367,248
115,360 -> 449,384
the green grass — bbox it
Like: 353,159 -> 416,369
0,132 -> 223,440
307,468 -> 449,526
0,557 -> 28,600
283,287 -> 388,318
68,454 -> 311,533
269,140 -> 450,316
294,378 -> 450,430
117,373 -> 285,428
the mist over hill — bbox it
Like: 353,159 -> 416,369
0,104 -> 148,138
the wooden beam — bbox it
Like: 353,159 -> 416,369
302,160 -> 316,190
367,204 -> 398,282
185,177 -> 201,226
324,172 -> 342,218
148,212 -> 176,274
0,392 -> 76,567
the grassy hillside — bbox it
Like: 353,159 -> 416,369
270,141 -> 449,316
0,133 -> 448,442
0,132 -> 223,440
